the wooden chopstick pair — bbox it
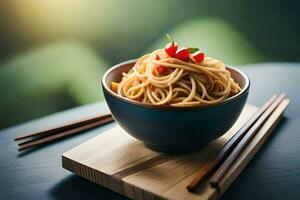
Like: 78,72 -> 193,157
186,93 -> 287,192
15,113 -> 114,151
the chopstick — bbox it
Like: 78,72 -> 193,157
186,94 -> 278,192
209,93 -> 286,191
214,98 -> 290,194
186,94 -> 286,192
15,114 -> 114,151
14,113 -> 112,141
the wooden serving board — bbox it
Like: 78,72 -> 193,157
62,101 -> 289,200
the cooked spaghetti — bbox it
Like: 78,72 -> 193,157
111,47 -> 241,107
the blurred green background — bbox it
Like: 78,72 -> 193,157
0,0 -> 299,128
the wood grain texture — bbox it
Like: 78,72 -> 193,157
62,103 -> 287,200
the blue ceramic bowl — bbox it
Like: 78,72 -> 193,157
102,59 -> 250,153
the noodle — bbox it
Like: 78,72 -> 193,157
113,49 -> 241,107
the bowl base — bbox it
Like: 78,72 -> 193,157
144,143 -> 206,154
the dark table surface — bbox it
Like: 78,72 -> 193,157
1,63 -> 300,200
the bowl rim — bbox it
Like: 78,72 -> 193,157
102,59 -> 250,110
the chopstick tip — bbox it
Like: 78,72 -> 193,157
186,185 -> 195,193
209,181 -> 221,193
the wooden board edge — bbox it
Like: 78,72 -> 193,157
62,153 -> 169,200
62,154 -> 75,172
